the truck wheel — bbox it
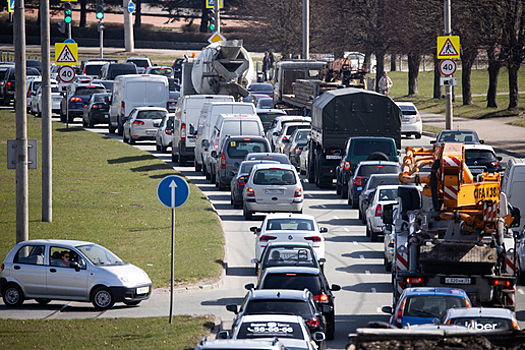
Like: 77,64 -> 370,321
415,133 -> 422,139
195,161 -> 201,172
171,152 -> 178,163
243,205 -> 253,220
117,121 -> 123,136
179,154 -> 187,166
336,181 -> 341,195
519,264 -> 525,285
108,124 -> 116,134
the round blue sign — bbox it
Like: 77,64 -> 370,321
157,175 -> 190,208
128,1 -> 135,13
64,39 -> 76,44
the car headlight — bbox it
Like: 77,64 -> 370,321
119,276 -> 130,284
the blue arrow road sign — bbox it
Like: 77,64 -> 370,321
128,1 -> 135,13
8,0 -> 14,13
157,175 -> 190,208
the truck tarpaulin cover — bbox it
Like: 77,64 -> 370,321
311,88 -> 402,148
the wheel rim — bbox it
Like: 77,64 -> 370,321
5,287 -> 20,305
95,290 -> 111,308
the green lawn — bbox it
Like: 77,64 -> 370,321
0,110 -> 224,288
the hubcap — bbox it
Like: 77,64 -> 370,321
6,288 -> 19,304
95,291 -> 110,307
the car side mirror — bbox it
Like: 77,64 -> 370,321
383,224 -> 392,235
226,304 -> 238,314
233,162 -> 240,167
319,258 -> 326,264
510,207 -> 521,228
202,139 -> 209,148
430,140 -> 436,144
227,171 -> 234,176
331,284 -> 341,292
273,131 -> 279,136
319,227 -> 328,233
382,306 -> 393,314
480,140 -> 484,144
251,258 -> 258,264
211,150 -> 217,158
497,156 -> 503,161
217,330 -> 230,339
70,261 -> 80,272
244,283 -> 255,290
283,138 -> 289,143
312,332 -> 326,342
189,124 -> 195,135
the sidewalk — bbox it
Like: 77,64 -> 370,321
421,112 -> 525,157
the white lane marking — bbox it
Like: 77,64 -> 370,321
365,270 -> 371,275
320,204 -> 326,208
519,289 -> 525,295
359,255 -> 365,260
344,228 -> 349,232
376,307 -> 382,313
306,194 -> 313,198
44,301 -> 71,320
333,216 -> 339,220
353,241 -> 358,245
371,288 -> 377,293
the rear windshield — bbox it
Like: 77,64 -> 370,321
85,64 -> 104,76
93,94 -> 110,103
128,59 -> 150,67
465,150 -> 496,162
404,295 -> 467,318
75,87 -> 106,96
222,120 -> 261,136
137,110 -> 168,120
258,112 -> 286,126
295,130 -> 310,142
357,164 -> 400,177
149,67 -> 173,76
245,154 -> 290,164
353,140 -> 395,156
253,169 -> 296,185
368,176 -> 401,189
236,320 -> 303,340
109,67 -> 136,79
258,99 -> 273,109
246,300 -> 311,318
263,247 -> 317,268
284,124 -> 310,136
438,132 -> 478,143
448,317 -> 513,331
378,188 -> 398,201
266,218 -> 314,231
261,273 -> 322,295
227,140 -> 268,159
0,70 -> 7,80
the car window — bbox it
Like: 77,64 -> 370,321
32,81 -> 42,92
85,64 -> 104,76
438,131 -> 478,143
76,244 -> 126,266
353,140 -> 395,156
13,245 -> 45,265
167,117 -> 174,129
266,218 -> 314,231
296,130 -> 310,142
378,188 -> 398,201
448,317 -> 513,330
367,176 -> 401,190
49,246 -> 86,269
128,59 -> 149,67
137,110 -> 167,120
227,141 -> 268,159
246,300 -> 312,317
75,87 -> 106,96
253,169 -> 296,185
357,165 -> 400,177
404,295 -> 467,318
236,320 -> 304,340
465,150 -> 495,162
263,247 -> 317,268
262,273 -> 322,295
284,125 -> 309,136
150,67 -> 173,76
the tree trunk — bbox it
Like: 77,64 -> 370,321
433,54 -> 442,99
80,0 -> 86,28
461,48 -> 477,105
508,63 -> 520,109
200,2 -> 208,33
134,0 -> 142,28
375,51 -> 385,93
407,53 -> 420,95
390,54 -> 396,71
486,47 -> 501,108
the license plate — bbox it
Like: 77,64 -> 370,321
265,189 -> 284,194
136,286 -> 149,294
146,130 -> 156,135
445,277 -> 471,284
326,155 -> 342,160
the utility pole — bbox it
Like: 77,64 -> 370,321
214,0 -> 220,33
302,0 -> 309,59
14,0 -> 28,242
96,0 -> 105,58
41,0 -> 52,223
444,0 -> 453,130
124,0 -> 134,52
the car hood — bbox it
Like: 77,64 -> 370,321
100,263 -> 151,286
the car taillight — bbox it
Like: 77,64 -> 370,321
92,104 -> 99,109
304,236 -> 321,242
354,176 -> 363,186
406,277 -> 424,285
221,151 -> 226,169
416,112 -> 421,122
166,101 -> 170,110
282,136 -> 288,142
395,298 -> 406,327
27,89 -> 31,98
70,97 -> 82,102
294,148 -> 302,154
7,81 -> 12,90
1,263 -> 4,271
314,293 -> 329,303
491,160 -> 500,167
492,279 -> 511,287
121,101 -> 125,117
214,131 -> 219,149
246,187 -> 255,197
513,320 -> 520,330
238,176 -> 246,186
306,317 -> 319,328
259,235 -> 277,242
294,188 -> 302,197
344,161 -> 350,171
165,128 -> 172,135
133,120 -> 144,125
181,123 -> 186,141
374,204 -> 382,217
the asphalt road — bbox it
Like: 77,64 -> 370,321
1,116 -> 523,350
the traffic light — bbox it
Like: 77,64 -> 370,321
96,0 -> 104,20
64,2 -> 72,24
208,9 -> 216,31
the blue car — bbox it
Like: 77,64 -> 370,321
385,287 -> 471,328
60,83 -> 106,123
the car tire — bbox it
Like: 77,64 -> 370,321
88,120 -> 94,128
60,109 -> 66,122
361,212 -> 367,224
2,284 -> 24,307
117,121 -> 124,136
347,192 -> 352,206
341,187 -> 348,199
83,119 -> 88,127
179,154 -> 187,167
92,286 -> 115,310
384,256 -> 392,272
366,224 -> 371,237
326,319 -> 335,340
218,179 -> 226,191
415,133 -> 422,139
358,209 -> 362,220
35,298 -> 52,305
336,181 -> 341,195
129,135 -> 136,145
519,263 -> 525,285
352,196 -> 358,209
370,229 -> 378,242
171,152 -> 178,163
123,301 -> 141,306
210,170 -> 216,184
195,161 -> 201,172
108,124 -> 116,134
156,142 -> 161,152
160,144 -> 167,153
204,165 -> 210,180
243,205 -> 253,220
123,133 -> 128,143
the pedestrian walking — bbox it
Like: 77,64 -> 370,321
262,52 -> 271,81
378,71 -> 393,95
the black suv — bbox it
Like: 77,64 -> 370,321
245,266 -> 341,340
1,66 -> 41,106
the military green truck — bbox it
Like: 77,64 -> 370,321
307,88 -> 402,188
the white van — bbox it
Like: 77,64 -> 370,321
109,75 -> 169,136
194,102 -> 257,176
207,113 -> 265,184
171,94 -> 234,166
502,158 -> 525,222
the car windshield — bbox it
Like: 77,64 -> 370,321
404,295 -> 467,318
378,188 -> 398,201
448,317 -> 513,330
253,169 -> 296,185
262,247 -> 318,268
240,161 -> 278,174
76,244 -> 127,266
438,131 -> 478,143
266,218 -> 314,231
75,87 -> 106,96
227,141 -> 268,159
358,165 -> 400,177
246,300 -> 312,317
353,140 -> 395,156
262,273 -> 322,295
137,110 -> 167,120
465,150 -> 496,162
236,320 -> 304,340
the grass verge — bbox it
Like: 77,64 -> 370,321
0,315 -> 214,349
0,109 -> 224,288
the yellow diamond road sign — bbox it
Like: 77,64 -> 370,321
437,36 -> 460,59
208,32 -> 225,44
55,43 -> 78,66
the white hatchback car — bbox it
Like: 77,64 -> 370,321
250,213 -> 327,262
155,114 -> 174,153
242,163 -> 304,220
396,101 -> 422,139
0,239 -> 152,310
123,107 -> 169,145
365,185 -> 400,242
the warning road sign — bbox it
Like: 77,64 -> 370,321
55,43 -> 78,66
437,36 -> 460,59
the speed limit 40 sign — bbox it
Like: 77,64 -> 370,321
57,65 -> 76,83
439,59 -> 457,76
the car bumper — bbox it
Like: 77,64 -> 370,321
89,112 -> 110,123
244,200 -> 303,213
369,216 -> 385,233
178,141 -> 194,158
109,284 -> 152,303
401,123 -> 422,134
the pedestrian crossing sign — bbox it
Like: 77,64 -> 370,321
55,43 -> 78,65
8,0 -> 14,13
437,36 -> 460,59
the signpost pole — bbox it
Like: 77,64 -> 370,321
215,0 -> 220,33
444,0 -> 453,130
169,206 -> 174,324
41,0 -> 52,223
